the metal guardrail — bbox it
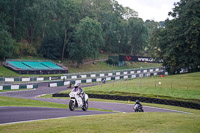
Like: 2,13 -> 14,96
0,67 -> 164,83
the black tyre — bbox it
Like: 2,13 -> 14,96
82,100 -> 88,111
69,100 -> 75,111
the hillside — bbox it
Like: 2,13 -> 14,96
0,56 -> 161,77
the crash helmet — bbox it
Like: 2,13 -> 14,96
136,100 -> 140,104
74,83 -> 80,88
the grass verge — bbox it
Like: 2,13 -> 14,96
74,72 -> 200,104
0,112 -> 199,133
0,59 -> 161,77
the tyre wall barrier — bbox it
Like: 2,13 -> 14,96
52,93 -> 200,110
48,70 -> 167,87
0,67 -> 166,83
0,84 -> 38,90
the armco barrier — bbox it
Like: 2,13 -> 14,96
0,67 -> 166,83
48,70 -> 167,87
52,93 -> 200,110
0,84 -> 38,90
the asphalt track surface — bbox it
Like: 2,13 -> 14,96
0,83 -> 189,125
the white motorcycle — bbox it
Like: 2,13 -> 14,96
69,91 -> 89,111
133,104 -> 144,112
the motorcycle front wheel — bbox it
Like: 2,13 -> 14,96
82,100 -> 88,111
69,100 -> 75,111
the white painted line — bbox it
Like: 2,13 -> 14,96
137,71 -> 141,74
130,71 -> 134,74
75,80 -> 81,84
5,78 -> 14,82
143,106 -> 193,114
0,86 -> 3,90
116,72 -> 120,75
86,79 -> 92,83
115,76 -> 120,80
143,70 -> 147,73
71,76 -> 77,79
50,83 -> 57,87
81,75 -> 87,78
91,74 -> 96,78
132,75 -> 136,78
61,76 -> 67,80
92,101 -> 192,114
100,74 -> 104,77
96,78 -> 102,82
22,78 -> 30,82
27,85 -> 33,89
11,85 -> 19,90
106,77 -> 111,81
124,76 -> 128,79
36,94 -> 46,98
37,78 -> 44,81
64,81 -> 70,86
108,73 -> 113,76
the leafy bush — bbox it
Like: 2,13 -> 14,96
18,42 -> 37,56
0,30 -> 18,60
106,58 -> 118,66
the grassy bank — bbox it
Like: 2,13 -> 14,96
0,96 -> 67,108
0,59 -> 161,77
0,112 -> 199,133
59,72 -> 200,104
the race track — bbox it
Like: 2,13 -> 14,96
0,84 -> 188,125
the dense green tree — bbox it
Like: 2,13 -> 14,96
40,33 -> 63,59
69,17 -> 103,66
0,30 -> 18,60
127,18 -> 148,56
152,0 -> 200,74
0,0 -> 152,65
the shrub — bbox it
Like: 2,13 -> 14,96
106,58 -> 118,66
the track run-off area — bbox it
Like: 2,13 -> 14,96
0,83 -> 191,125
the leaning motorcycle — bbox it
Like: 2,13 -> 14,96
133,104 -> 144,112
69,91 -> 89,111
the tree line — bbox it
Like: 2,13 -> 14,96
1,0 -> 199,73
150,0 -> 200,74
0,0 -> 163,66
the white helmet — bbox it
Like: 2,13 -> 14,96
74,83 -> 80,87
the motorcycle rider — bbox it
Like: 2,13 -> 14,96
135,100 -> 142,107
134,99 -> 143,112
72,83 -> 85,102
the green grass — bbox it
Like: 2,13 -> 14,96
59,72 -> 200,104
0,112 -> 199,133
0,89 -> 30,93
67,61 -> 161,73
0,96 -> 67,108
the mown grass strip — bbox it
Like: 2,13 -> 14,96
0,96 -> 67,109
0,112 -> 199,133
75,72 -> 200,104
